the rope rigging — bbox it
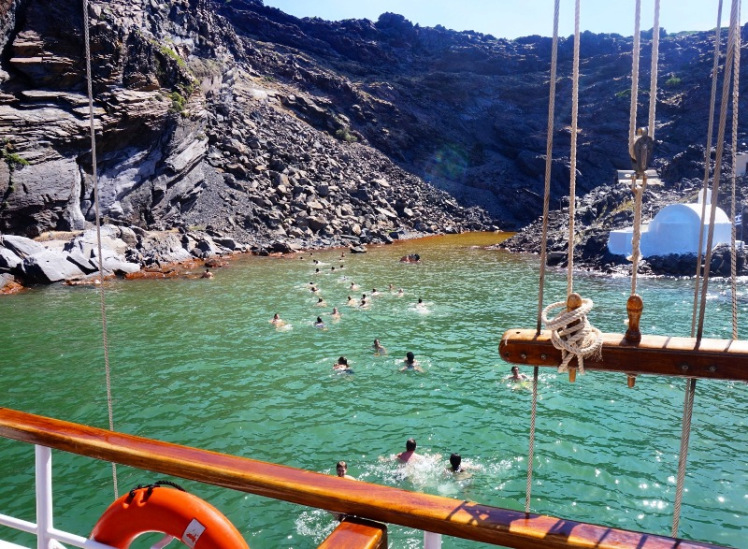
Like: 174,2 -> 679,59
540,0 -> 602,380
528,0 -> 560,515
673,0 -> 740,538
691,0 -> 724,338
525,1 -> 743,534
83,0 -> 118,499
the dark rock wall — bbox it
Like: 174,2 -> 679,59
0,0 -> 746,246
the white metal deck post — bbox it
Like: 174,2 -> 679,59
424,531 -> 442,549
35,446 -> 54,549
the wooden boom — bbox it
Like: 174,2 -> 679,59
500,329 -> 748,381
0,407 -> 729,549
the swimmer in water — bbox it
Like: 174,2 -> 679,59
201,268 -> 214,279
507,366 -> 529,381
349,282 -> 360,291
371,288 -> 380,297
336,460 -> 355,479
373,338 -> 387,355
270,313 -> 285,327
310,285 -> 320,294
333,356 -> 352,372
346,295 -> 357,306
415,297 -> 426,308
446,453 -> 473,479
331,307 -> 341,319
316,297 -> 327,307
314,316 -> 326,329
400,351 -> 423,372
397,288 -> 404,297
396,438 -> 420,463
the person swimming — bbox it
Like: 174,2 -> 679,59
333,356 -> 353,374
373,339 -> 387,355
508,366 -> 529,381
396,438 -> 420,463
331,307 -> 341,319
316,297 -> 327,307
400,352 -> 423,372
314,316 -> 326,329
446,453 -> 473,479
448,453 -> 464,473
336,460 -> 354,479
270,313 -> 285,326
346,295 -> 357,306
349,282 -> 360,290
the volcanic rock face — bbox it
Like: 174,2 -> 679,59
0,0 -> 745,253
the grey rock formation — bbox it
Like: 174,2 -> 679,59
0,0 -> 745,276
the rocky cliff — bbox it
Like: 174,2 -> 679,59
0,0 -> 746,260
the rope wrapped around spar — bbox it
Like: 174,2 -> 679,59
541,293 -> 603,374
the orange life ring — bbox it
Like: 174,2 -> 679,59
90,485 -> 249,549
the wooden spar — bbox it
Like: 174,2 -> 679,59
0,407 -> 728,549
318,518 -> 387,549
500,329 -> 748,381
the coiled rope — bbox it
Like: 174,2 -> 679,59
542,294 -> 602,374
83,0 -> 118,499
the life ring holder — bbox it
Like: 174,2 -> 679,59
90,481 -> 249,549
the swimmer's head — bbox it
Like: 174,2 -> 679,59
406,352 -> 415,363
406,438 -> 417,451
450,453 -> 462,471
338,356 -> 348,365
336,461 -> 347,476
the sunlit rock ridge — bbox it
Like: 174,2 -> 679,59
0,0 -> 745,252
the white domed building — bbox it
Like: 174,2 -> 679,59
608,191 -> 733,258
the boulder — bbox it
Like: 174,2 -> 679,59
21,249 -> 85,283
2,234 -> 47,258
0,272 -> 16,291
0,246 -> 22,272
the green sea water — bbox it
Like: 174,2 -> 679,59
0,233 -> 746,548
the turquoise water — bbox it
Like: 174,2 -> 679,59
0,233 -> 746,548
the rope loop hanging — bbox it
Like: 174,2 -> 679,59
542,293 -> 602,375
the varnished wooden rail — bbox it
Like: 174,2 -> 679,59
318,518 -> 387,549
0,408 -> 729,549
500,329 -> 748,381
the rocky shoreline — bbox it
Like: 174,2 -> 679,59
496,176 -> 748,278
0,222 -> 452,293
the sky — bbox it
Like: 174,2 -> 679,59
261,1 -> 745,40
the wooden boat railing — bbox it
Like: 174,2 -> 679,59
0,407 -> 730,549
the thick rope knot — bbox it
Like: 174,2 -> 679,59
541,296 -> 603,374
